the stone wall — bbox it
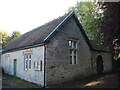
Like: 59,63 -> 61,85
45,16 -> 93,85
2,46 -> 45,86
91,51 -> 112,74
1,16 -> 112,87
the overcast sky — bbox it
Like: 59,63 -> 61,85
0,0 -> 80,34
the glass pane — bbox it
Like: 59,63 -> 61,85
74,56 -> 76,64
74,41 -> 77,49
26,60 -> 28,69
37,62 -> 39,69
26,55 -> 28,59
35,62 -> 37,69
69,41 -> 72,48
38,64 -> 40,70
41,61 -> 42,71
29,55 -> 31,59
70,56 -> 72,64
29,60 -> 31,69
74,50 -> 76,55
34,62 -> 36,68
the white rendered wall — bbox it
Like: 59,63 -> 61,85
2,46 -> 45,86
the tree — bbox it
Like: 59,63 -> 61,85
0,31 -> 9,46
11,31 -> 21,39
0,31 -> 21,46
67,2 -> 104,44
99,2 -> 120,59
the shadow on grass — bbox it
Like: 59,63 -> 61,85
2,73 -> 41,88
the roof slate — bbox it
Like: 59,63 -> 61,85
3,11 -> 109,53
3,14 -> 67,52
90,40 -> 108,51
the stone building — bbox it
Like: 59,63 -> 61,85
1,11 -> 112,87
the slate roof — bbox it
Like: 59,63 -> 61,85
3,14 -> 68,52
90,40 -> 108,51
3,11 -> 109,53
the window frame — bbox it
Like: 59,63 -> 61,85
34,61 -> 42,71
68,38 -> 78,65
24,54 -> 32,70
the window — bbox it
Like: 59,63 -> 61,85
69,39 -> 77,64
24,54 -> 31,70
34,61 -> 42,71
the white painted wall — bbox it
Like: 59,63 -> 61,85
2,46 -> 45,86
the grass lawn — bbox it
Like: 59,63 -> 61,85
2,73 -> 41,88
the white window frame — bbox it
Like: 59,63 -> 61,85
24,54 -> 32,70
34,61 -> 42,71
69,39 -> 78,64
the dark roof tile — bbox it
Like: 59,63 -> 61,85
3,14 -> 67,51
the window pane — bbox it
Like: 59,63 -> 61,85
35,62 -> 37,69
29,60 -> 31,69
40,61 -> 42,71
74,50 -> 76,55
70,49 -> 72,54
74,41 -> 77,49
69,41 -> 72,48
26,55 -> 28,59
26,60 -> 28,69
34,62 -> 36,68
37,62 -> 39,69
70,56 -> 72,64
74,56 -> 76,64
38,64 -> 40,70
29,55 -> 31,59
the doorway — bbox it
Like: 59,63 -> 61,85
13,59 -> 17,76
96,55 -> 104,74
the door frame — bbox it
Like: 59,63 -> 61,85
13,59 -> 17,76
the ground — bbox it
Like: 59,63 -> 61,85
2,71 -> 119,88
48,71 -> 119,88
2,73 -> 41,88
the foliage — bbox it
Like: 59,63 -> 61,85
0,30 -> 21,46
99,2 -> 120,59
67,2 -> 104,44
11,31 -> 21,39
0,31 -> 9,46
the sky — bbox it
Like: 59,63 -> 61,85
0,0 -> 80,34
